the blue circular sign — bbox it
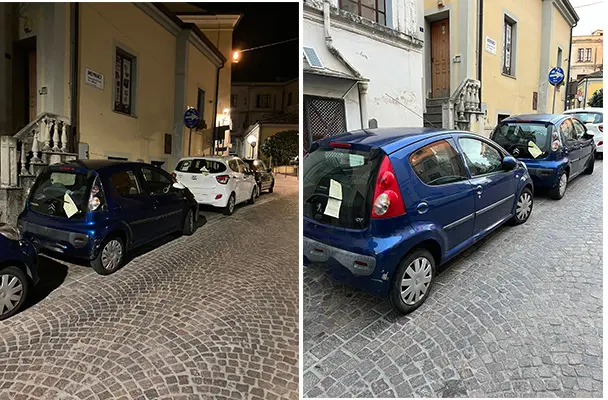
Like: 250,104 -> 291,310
184,108 -> 200,129
548,67 -> 565,86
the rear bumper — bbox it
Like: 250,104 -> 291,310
190,188 -> 230,208
20,220 -> 99,261
526,167 -> 558,188
303,236 -> 376,276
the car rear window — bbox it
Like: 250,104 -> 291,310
29,171 -> 91,219
303,147 -> 379,229
491,122 -> 552,159
568,112 -> 603,124
176,159 -> 227,174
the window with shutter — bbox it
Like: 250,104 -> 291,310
502,19 -> 515,76
114,48 -> 136,116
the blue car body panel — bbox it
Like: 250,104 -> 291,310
18,161 -> 197,263
0,232 -> 39,284
303,129 -> 533,296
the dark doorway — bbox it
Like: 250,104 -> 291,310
12,36 -> 37,132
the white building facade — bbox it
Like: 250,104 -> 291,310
303,0 -> 424,149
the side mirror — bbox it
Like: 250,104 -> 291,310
502,156 -> 517,171
585,130 -> 594,137
172,182 -> 186,190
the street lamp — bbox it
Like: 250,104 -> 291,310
247,135 -> 257,158
232,51 -> 240,63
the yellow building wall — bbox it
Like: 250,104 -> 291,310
183,42 -> 219,157
481,0 -> 543,132
79,2 -> 176,163
547,6 -> 571,113
576,79 -> 603,108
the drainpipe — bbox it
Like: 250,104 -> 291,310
564,20 -> 576,110
69,3 -> 79,152
211,61 -> 224,155
477,0 -> 483,95
322,0 -> 369,128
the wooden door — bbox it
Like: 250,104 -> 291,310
431,19 -> 450,98
28,50 -> 36,122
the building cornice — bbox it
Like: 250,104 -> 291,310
178,14 -> 242,30
187,28 -> 225,67
304,2 -> 423,52
552,0 -> 579,27
134,3 -> 181,36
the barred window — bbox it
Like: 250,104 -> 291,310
502,18 -> 515,76
114,47 -> 136,115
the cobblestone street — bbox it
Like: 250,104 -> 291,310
304,163 -> 603,398
0,176 -> 299,400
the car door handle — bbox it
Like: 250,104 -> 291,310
475,185 -> 483,196
417,202 -> 429,214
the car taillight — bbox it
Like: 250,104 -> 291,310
371,156 -> 405,219
598,141 -> 603,146
171,172 -> 177,181
88,177 -> 105,212
599,124 -> 603,133
216,175 -> 230,184
551,131 -> 561,151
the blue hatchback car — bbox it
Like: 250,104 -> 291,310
490,114 -> 595,199
0,223 -> 38,320
303,128 -> 534,314
19,160 -> 198,275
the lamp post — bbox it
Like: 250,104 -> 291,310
247,135 -> 257,159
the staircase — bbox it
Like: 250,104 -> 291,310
423,79 -> 483,131
0,113 -> 78,225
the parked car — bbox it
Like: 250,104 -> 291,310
243,158 -> 275,195
490,114 -> 595,199
303,128 -> 534,314
0,223 -> 38,320
563,107 -> 603,158
18,160 -> 198,275
173,156 -> 257,215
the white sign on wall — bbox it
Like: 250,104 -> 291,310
85,68 -> 104,90
485,36 -> 497,55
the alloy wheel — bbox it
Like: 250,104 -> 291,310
0,274 -> 23,315
559,173 -> 568,197
101,239 -> 123,271
516,192 -> 532,221
189,211 -> 194,232
229,196 -> 235,213
400,257 -> 433,305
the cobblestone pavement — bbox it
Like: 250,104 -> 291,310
0,175 -> 299,400
304,163 -> 602,398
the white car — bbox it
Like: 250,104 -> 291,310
173,156 -> 258,215
564,107 -> 603,157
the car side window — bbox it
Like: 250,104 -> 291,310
257,160 -> 267,171
458,138 -> 504,177
237,159 -> 248,173
409,140 -> 468,186
111,170 -> 141,197
572,119 -> 586,140
228,160 -> 239,172
141,167 -> 173,195
560,119 -> 576,142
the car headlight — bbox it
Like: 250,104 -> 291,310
0,224 -> 20,241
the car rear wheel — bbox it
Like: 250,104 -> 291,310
584,156 -> 595,174
223,193 -> 236,215
182,209 -> 195,236
91,236 -> 124,275
0,266 -> 30,320
510,187 -> 533,225
268,181 -> 274,193
389,248 -> 435,315
248,185 -> 258,205
550,170 -> 568,200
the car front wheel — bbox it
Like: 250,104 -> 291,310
0,266 -> 30,320
91,236 -> 125,275
389,248 -> 435,315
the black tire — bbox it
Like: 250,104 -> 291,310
509,187 -> 533,225
248,185 -> 257,205
389,248 -> 436,315
596,151 -> 603,159
268,181 -> 274,193
584,156 -> 595,174
91,236 -> 125,275
223,193 -> 236,215
549,170 -> 568,200
182,209 -> 195,236
0,266 -> 30,321
255,183 -> 261,198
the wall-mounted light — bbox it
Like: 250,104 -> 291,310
232,51 -> 240,63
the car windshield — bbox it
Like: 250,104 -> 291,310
29,170 -> 91,218
303,147 -> 378,229
568,112 -> 602,124
176,159 -> 226,174
491,122 -> 552,159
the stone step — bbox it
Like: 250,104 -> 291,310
426,97 -> 448,107
426,105 -> 443,115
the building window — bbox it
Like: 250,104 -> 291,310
502,18 -> 515,76
197,88 -> 205,128
557,47 -> 562,68
256,94 -> 271,108
231,94 -> 238,108
497,114 -> 510,124
287,92 -> 293,107
339,0 -> 386,26
577,48 -> 584,62
114,47 -> 135,115
585,48 -> 592,62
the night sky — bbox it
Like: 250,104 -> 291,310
192,2 -> 299,83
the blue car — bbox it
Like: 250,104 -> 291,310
490,114 -> 595,199
303,128 -> 534,314
19,160 -> 198,275
0,223 -> 38,320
